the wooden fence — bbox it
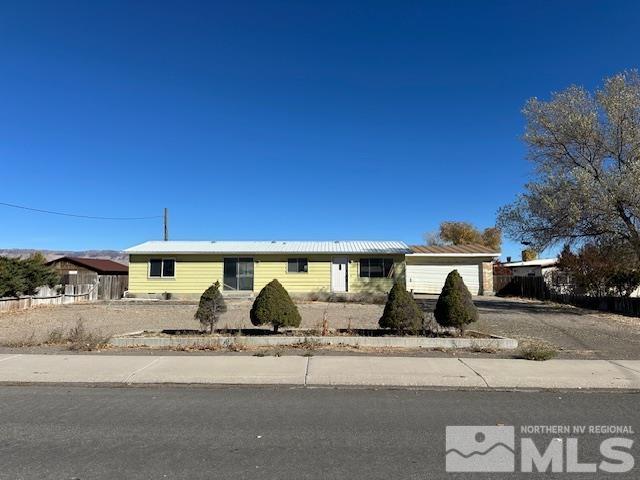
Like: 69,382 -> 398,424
0,283 -> 98,313
61,272 -> 128,300
98,275 -> 128,300
494,275 -> 640,317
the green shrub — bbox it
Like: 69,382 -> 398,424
250,279 -> 301,333
378,283 -> 423,333
434,270 -> 478,334
0,253 -> 59,298
195,281 -> 227,333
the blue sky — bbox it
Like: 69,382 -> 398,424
0,1 -> 638,259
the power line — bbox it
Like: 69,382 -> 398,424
0,201 -> 163,220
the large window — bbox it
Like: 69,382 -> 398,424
359,258 -> 394,278
288,258 -> 308,273
149,259 -> 175,278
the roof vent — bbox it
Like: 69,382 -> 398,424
210,241 -> 216,243
271,240 -> 277,243
334,240 -> 340,243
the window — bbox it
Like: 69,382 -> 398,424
149,259 -> 175,278
287,258 -> 308,273
360,258 -> 394,278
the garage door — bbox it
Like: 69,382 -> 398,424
406,263 -> 481,295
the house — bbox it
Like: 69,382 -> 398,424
46,256 -> 129,299
125,240 -> 502,298
125,240 -> 410,298
502,258 -> 558,277
405,244 -> 500,295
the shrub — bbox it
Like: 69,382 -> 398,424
195,281 -> 227,333
519,341 -> 557,361
378,283 -> 423,333
434,270 -> 478,334
0,257 -> 27,298
0,253 -> 59,298
250,279 -> 301,333
65,318 -> 110,351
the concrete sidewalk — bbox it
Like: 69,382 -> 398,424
1,354 -> 640,389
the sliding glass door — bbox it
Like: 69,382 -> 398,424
223,258 -> 254,291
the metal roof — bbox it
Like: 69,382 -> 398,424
46,256 -> 128,274
503,258 -> 558,268
125,240 -> 411,255
409,244 -> 500,256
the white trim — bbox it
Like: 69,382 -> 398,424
407,253 -> 500,258
147,258 -> 176,279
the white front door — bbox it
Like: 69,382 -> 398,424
331,257 -> 348,292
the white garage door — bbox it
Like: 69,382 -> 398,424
406,263 -> 481,295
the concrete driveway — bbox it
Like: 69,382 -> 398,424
417,295 -> 640,359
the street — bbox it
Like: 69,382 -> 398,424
0,386 -> 638,479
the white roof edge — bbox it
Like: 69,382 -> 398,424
503,258 -> 558,267
407,252 -> 500,257
125,240 -> 411,254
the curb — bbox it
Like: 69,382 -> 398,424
109,334 -> 518,350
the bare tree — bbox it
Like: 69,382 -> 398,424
498,71 -> 640,259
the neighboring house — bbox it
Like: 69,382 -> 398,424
405,244 -> 500,295
125,240 -> 410,298
46,256 -> 129,299
502,258 -> 558,277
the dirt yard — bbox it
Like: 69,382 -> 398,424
1,296 -> 640,359
0,300 -> 384,345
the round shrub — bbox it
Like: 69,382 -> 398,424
434,270 -> 478,334
379,283 -> 423,334
250,279 -> 301,333
195,281 -> 227,333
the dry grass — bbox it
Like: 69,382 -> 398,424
469,345 -> 497,354
519,341 -> 557,361
47,318 -> 110,351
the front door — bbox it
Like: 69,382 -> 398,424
331,257 -> 348,292
223,257 -> 254,291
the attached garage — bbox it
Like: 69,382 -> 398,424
406,245 -> 500,296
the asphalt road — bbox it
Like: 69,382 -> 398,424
1,386 -> 638,479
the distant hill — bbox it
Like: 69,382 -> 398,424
0,249 -> 128,265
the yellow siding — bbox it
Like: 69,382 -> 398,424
349,255 -> 405,293
128,254 -> 224,294
254,255 -> 331,293
128,254 -> 404,295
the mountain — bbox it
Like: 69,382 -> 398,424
0,249 -> 128,265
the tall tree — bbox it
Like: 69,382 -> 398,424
0,254 -> 58,297
498,71 -> 640,259
557,243 -> 640,297
425,221 -> 501,251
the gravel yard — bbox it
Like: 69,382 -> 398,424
418,295 -> 640,359
1,296 -> 640,359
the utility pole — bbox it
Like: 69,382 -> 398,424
163,207 -> 169,241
